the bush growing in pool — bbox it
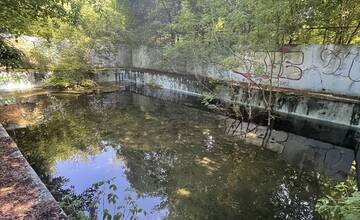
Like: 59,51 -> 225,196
44,76 -> 98,90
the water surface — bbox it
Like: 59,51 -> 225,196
2,90 -> 340,219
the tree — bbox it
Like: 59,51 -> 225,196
117,0 -> 182,44
292,0 -> 360,44
158,0 -> 360,148
0,0 -> 80,69
0,0 -> 79,36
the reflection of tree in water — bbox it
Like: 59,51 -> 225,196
119,144 -> 322,219
9,92 -> 334,219
46,176 -> 98,219
114,127 -> 321,219
87,94 -> 323,219
12,108 -> 102,180
46,176 -> 147,219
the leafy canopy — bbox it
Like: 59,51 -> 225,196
0,0 -> 79,36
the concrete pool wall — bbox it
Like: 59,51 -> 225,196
1,65 -> 359,131
2,65 -> 358,129
0,124 -> 67,219
1,41 -> 359,129
95,68 -> 360,130
2,38 -> 360,97
1,39 -> 359,130
91,44 -> 360,97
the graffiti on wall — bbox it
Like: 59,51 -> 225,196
234,46 -> 360,86
318,47 -> 360,82
235,50 -> 304,82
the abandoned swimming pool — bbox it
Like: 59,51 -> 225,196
0,86 -> 357,219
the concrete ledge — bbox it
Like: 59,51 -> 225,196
0,124 -> 67,219
96,68 -> 360,129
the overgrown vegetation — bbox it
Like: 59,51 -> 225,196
0,0 -> 127,89
1,0 -> 359,86
316,165 -> 360,220
0,39 -> 29,69
0,0 -> 78,69
1,0 -> 360,219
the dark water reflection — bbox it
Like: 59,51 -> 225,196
3,91 -> 338,219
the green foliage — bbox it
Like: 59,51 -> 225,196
98,179 -> 146,220
51,43 -> 94,83
28,47 -> 52,71
44,76 -> 98,90
0,0 -> 80,36
0,72 -> 22,84
317,191 -> 360,220
2,0 -> 359,72
80,79 -> 98,88
0,39 -> 29,69
1,0 -> 128,85
157,0 -> 360,73
31,0 -> 127,87
46,177 -> 88,219
0,0 -> 79,69
292,0 -> 360,44
206,78 -> 222,91
201,79 -> 222,109
119,0 -> 181,44
316,165 -> 360,220
0,97 -> 16,105
44,76 -> 73,89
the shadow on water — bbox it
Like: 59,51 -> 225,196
0,84 -> 359,219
